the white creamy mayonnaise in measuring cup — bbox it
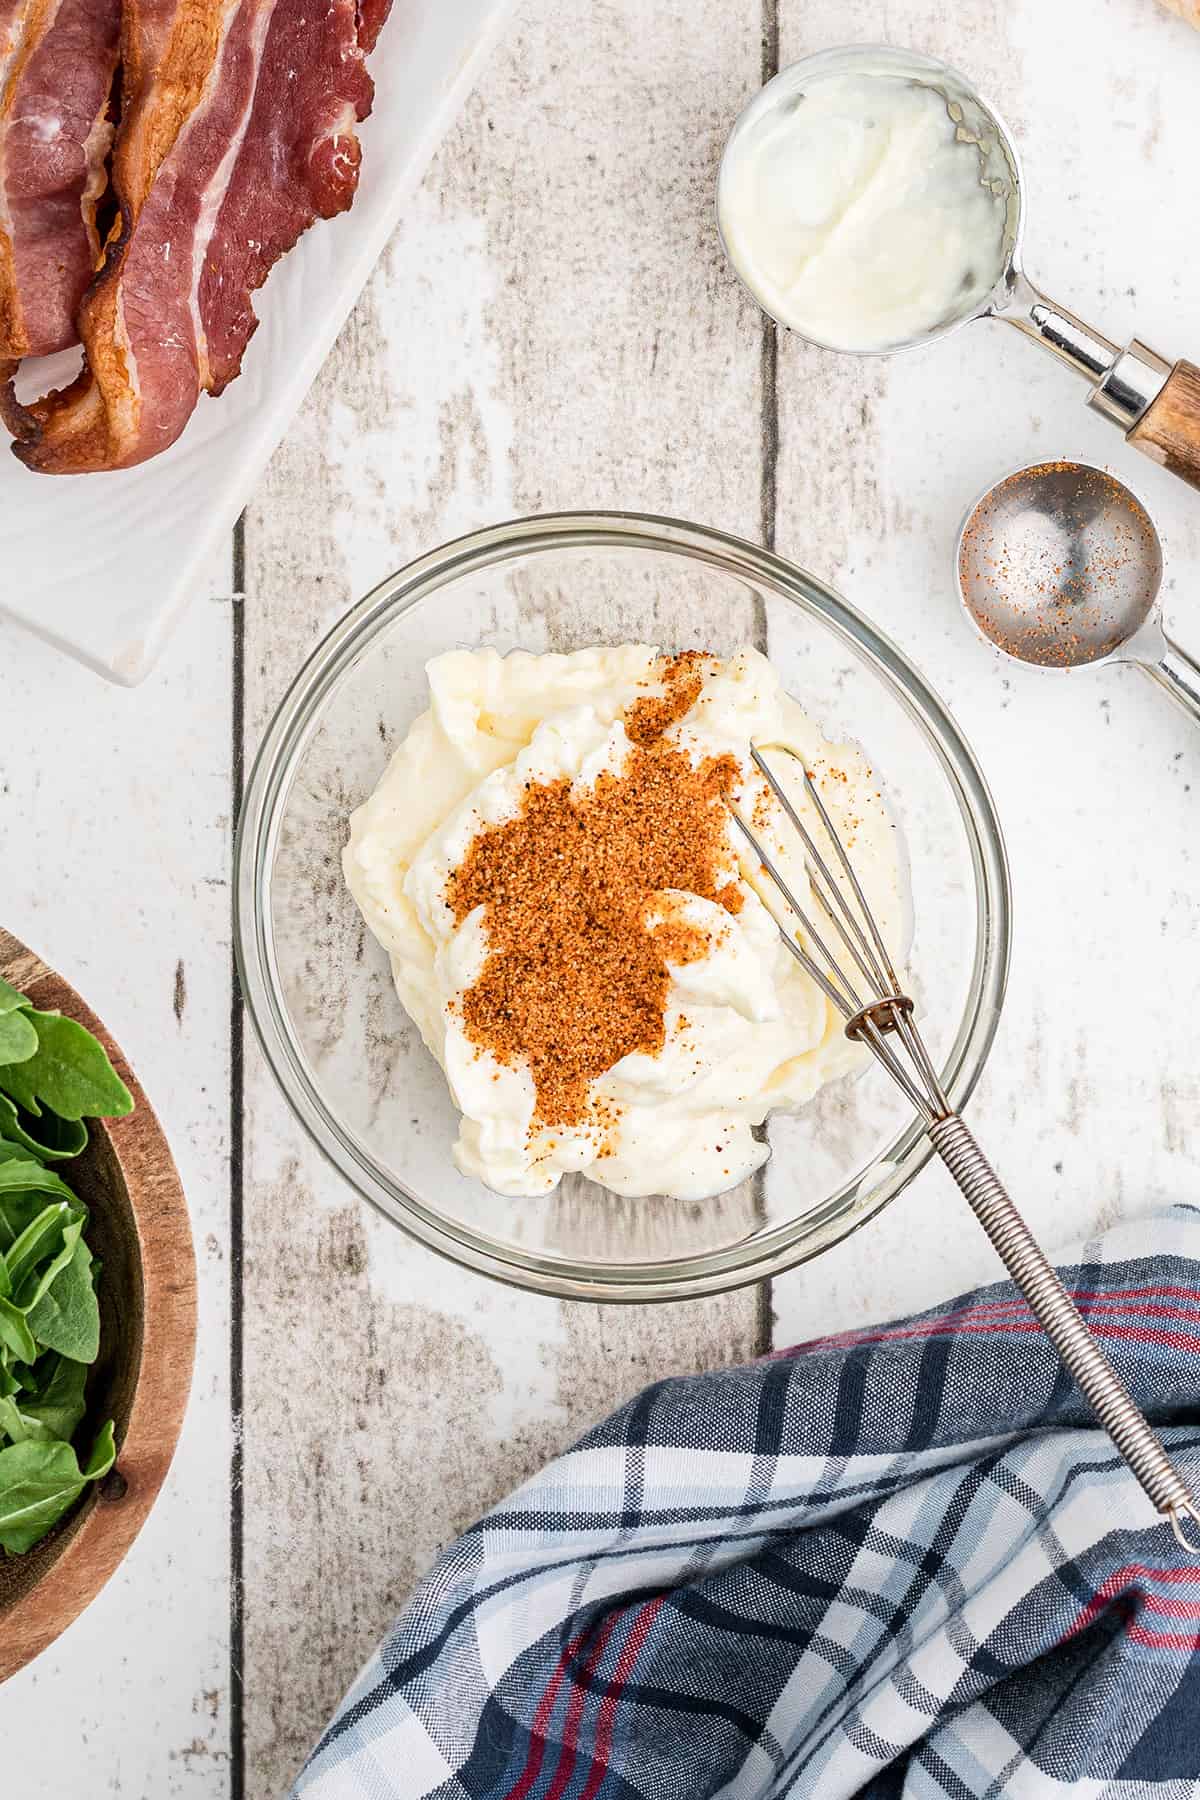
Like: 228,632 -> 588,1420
718,51 -> 1010,354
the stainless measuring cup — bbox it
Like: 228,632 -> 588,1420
956,459 -> 1200,726
718,45 -> 1200,494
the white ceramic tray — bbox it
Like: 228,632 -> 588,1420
0,0 -> 513,685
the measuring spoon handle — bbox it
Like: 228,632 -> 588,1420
1136,631 -> 1200,727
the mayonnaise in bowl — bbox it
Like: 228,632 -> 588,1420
344,644 -> 905,1203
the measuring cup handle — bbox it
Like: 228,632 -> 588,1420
1128,361 -> 1200,493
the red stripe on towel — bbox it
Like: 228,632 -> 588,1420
579,1596 -> 666,1800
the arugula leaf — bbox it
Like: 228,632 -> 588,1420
0,1094 -> 47,1161
0,1163 -> 83,1206
0,1012 -> 132,1122
20,1109 -> 90,1159
0,977 -> 30,1016
0,1394 -> 56,1445
0,1297 -> 37,1365
14,1214 -> 85,1316
82,1421 -> 115,1480
0,1092 -> 87,1163
0,1010 -> 37,1065
0,1140 -> 37,1166
0,1423 -> 115,1554
27,1241 -> 100,1362
5,1203 -> 73,1294
16,1355 -> 87,1443
0,1173 -> 84,1260
0,1189 -> 82,1257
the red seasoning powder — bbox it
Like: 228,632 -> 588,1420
444,655 -> 742,1129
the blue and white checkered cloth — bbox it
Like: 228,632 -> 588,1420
293,1207 -> 1200,1798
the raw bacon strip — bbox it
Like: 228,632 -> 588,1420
0,0 -> 121,360
7,0 -> 391,474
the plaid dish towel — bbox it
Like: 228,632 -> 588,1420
293,1208 -> 1200,1798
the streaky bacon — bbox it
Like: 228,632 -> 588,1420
0,0 -> 121,360
6,0 -> 392,474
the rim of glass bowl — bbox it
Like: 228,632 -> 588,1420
235,511 -> 1011,1303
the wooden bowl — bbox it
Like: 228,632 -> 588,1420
0,929 -> 196,1681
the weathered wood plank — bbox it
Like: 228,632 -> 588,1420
239,1 -> 770,1791
2,563 -> 236,1797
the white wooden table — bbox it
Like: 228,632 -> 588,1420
4,1 -> 1198,1793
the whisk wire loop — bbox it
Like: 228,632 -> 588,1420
727,799 -> 935,1120
734,751 -> 941,1123
750,748 -> 896,1000
755,747 -> 903,994
726,811 -> 864,1018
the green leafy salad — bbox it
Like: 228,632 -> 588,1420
0,973 -> 133,1555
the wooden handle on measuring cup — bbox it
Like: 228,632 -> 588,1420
1128,360 -> 1200,492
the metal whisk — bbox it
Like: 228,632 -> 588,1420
733,746 -> 1200,1553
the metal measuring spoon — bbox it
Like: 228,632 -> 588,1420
718,45 -> 1200,494
957,460 -> 1200,724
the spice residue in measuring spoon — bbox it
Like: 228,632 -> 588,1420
718,70 -> 1009,351
959,462 -> 1160,668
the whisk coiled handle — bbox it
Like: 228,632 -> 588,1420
929,1114 -> 1200,1552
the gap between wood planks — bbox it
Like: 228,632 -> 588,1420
752,0 -> 780,1358
229,512 -> 246,1800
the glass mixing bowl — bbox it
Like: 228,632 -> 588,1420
235,513 -> 1010,1301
